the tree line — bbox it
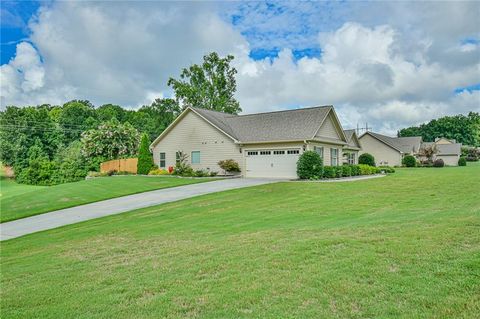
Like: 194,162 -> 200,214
398,112 -> 480,147
0,52 -> 241,185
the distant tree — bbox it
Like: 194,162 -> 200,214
0,106 -> 63,168
167,52 -> 242,114
418,144 -> 437,163
97,104 -> 127,122
399,112 -> 480,146
81,119 -> 140,162
132,98 -> 180,141
59,100 -> 98,143
137,133 -> 154,174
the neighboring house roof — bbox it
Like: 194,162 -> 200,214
435,137 -> 456,144
359,131 -> 422,154
422,142 -> 462,156
151,105 -> 347,147
343,129 -> 361,150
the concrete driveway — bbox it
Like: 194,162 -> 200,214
0,178 -> 280,241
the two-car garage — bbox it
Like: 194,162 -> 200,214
245,148 -> 301,179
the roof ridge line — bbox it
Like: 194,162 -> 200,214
236,105 -> 333,117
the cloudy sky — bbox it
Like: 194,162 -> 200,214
1,1 -> 479,134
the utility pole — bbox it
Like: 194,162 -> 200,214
356,123 -> 372,135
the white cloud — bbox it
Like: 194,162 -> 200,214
1,1 -> 479,135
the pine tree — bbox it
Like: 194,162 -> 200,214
137,133 -> 154,174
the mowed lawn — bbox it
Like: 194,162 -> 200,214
1,165 -> 479,318
0,175 -> 214,222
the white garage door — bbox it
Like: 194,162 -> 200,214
245,149 -> 300,178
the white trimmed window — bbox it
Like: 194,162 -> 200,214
159,152 -> 166,168
191,151 -> 200,164
331,148 -> 339,166
314,146 -> 324,159
287,149 -> 300,154
348,153 -> 355,165
273,150 -> 285,155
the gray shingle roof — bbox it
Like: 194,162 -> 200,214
343,129 -> 360,149
364,132 -> 422,153
191,105 -> 334,143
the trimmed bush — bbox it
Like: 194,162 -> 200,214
296,151 -> 323,179
358,153 -> 375,166
137,133 -> 154,175
377,166 -> 396,173
358,164 -> 376,175
458,157 -> 467,166
322,166 -> 336,178
433,159 -> 445,167
218,159 -> 241,174
350,165 -> 360,176
341,165 -> 352,177
148,168 -> 170,175
402,155 -> 416,167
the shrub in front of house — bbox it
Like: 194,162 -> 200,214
322,166 -> 336,178
334,166 -> 342,178
193,170 -> 217,177
148,168 -> 171,175
218,159 -> 241,175
358,153 -> 375,166
402,155 -> 416,167
433,159 -> 445,167
296,151 -> 323,179
137,133 -> 155,175
458,157 -> 467,166
350,165 -> 360,176
341,165 -> 352,177
377,166 -> 395,173
358,164 -> 377,175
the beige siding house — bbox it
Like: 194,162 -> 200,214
358,132 -> 462,166
358,132 -> 422,166
150,105 -> 350,178
420,138 -> 462,166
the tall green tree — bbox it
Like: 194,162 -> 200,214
167,52 -> 242,114
137,134 -> 154,174
398,112 -> 480,146
59,100 -> 98,143
131,98 -> 180,141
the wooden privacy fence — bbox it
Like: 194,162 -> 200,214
100,158 -> 138,174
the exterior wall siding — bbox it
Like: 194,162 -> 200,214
436,155 -> 459,166
152,111 -> 243,174
316,113 -> 342,140
307,142 -> 343,166
358,134 -> 402,166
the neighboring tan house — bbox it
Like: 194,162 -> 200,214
358,132 -> 422,166
420,138 -> 462,166
342,129 -> 361,164
150,105 -> 350,178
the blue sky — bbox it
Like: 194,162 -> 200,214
1,1 -> 43,64
1,1 -> 479,133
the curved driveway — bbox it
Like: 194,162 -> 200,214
0,178 -> 280,241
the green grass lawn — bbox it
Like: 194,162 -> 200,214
0,175 -> 214,223
1,164 -> 479,318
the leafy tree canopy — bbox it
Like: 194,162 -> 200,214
398,112 -> 480,147
168,52 -> 242,114
81,119 -> 140,161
